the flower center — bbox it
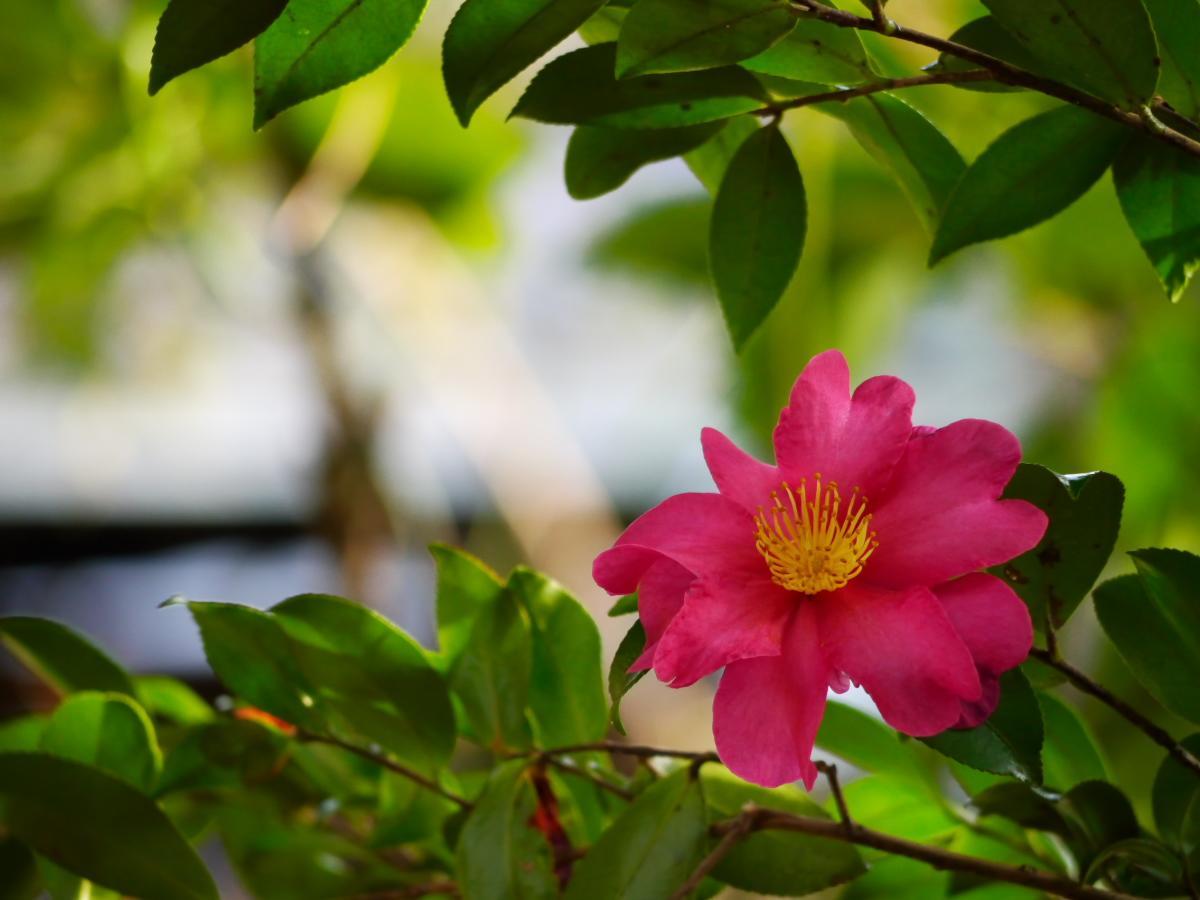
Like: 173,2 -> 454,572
753,475 -> 878,594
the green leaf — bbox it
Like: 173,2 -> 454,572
1114,137 -> 1200,302
990,465 -> 1124,632
154,720 -> 288,796
614,0 -> 794,78
1039,691 -> 1107,792
149,0 -> 288,94
0,753 -> 218,900
815,700 -> 928,785
0,837 -> 38,900
1059,780 -> 1141,870
566,123 -> 722,199
0,716 -> 45,753
456,760 -> 558,900
607,593 -> 640,617
253,0 -> 427,128
742,15 -> 872,84
608,620 -> 648,735
375,769 -> 457,846
684,114 -> 759,193
39,692 -> 161,794
270,593 -> 456,769
982,0 -> 1158,108
564,768 -> 707,900
509,568 -> 607,746
709,124 -> 805,349
1095,549 -> 1200,724
1152,734 -> 1200,848
1143,0 -> 1200,119
936,17 -> 1040,93
701,767 -> 864,895
0,617 -> 134,698
971,782 -> 1069,836
817,93 -> 964,232
1085,837 -> 1188,896
135,676 -> 214,726
430,544 -> 505,671
922,669 -> 1044,783
512,43 -> 769,129
930,105 -> 1126,264
840,775 -> 958,842
443,0 -> 610,126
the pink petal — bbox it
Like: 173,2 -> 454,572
955,672 -> 1001,729
817,582 -> 981,736
713,602 -> 828,788
593,492 -> 758,594
935,573 -> 1033,677
701,427 -> 780,513
773,350 -> 916,499
630,559 -> 694,672
652,574 -> 794,687
866,419 -> 1048,587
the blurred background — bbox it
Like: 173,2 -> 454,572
2,0 -> 1198,887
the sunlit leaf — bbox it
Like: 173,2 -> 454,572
430,544 -> 505,672
40,692 -> 161,793
684,114 -> 758,194
134,676 -> 214,727
816,701 -> 928,785
743,14 -> 872,84
0,617 -> 134,699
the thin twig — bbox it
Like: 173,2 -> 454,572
1029,648 -> 1200,779
544,755 -> 635,801
764,69 -> 998,114
296,730 -> 473,809
538,740 -> 720,764
815,760 -> 852,828
668,812 -> 757,900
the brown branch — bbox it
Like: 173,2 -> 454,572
790,0 -> 1200,161
764,69 -> 999,114
544,755 -> 636,801
1029,647 -> 1200,779
815,760 -> 852,828
668,811 -> 756,900
538,740 -> 720,764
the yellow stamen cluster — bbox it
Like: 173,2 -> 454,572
754,475 -> 878,594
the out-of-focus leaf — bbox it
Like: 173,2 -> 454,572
0,617 -> 134,698
443,0 -> 609,125
0,837 -> 39,900
430,544 -> 505,672
816,700 -> 927,785
155,719 -> 289,796
149,0 -> 288,94
39,692 -> 161,793
684,114 -> 758,194
134,676 -> 214,726
1114,138 -> 1200,302
607,593 -> 639,617
0,753 -> 218,900
1059,780 -> 1141,871
972,782 -> 1069,836
608,620 -> 647,735
840,776 -> 958,843
374,770 -> 457,847
566,123 -> 722,199
615,0 -> 794,78
590,196 -> 711,285
930,105 -> 1126,264
982,0 -> 1158,108
817,93 -> 964,232
0,716 -> 44,752
1151,733 -> 1200,847
37,857 -> 121,900
1085,838 -> 1188,897
842,856 -> 944,899
936,17 -> 1040,93
702,766 -> 864,895
1095,549 -> 1200,724
1143,0 -> 1200,119
710,124 -> 806,349
512,44 -> 769,128
922,670 -> 1043,784
456,760 -> 558,900
1038,691 -> 1107,791
990,465 -> 1124,632
253,0 -> 426,127
743,15 -> 872,83
564,768 -> 707,899
579,6 -> 626,45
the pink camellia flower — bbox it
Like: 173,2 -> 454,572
593,351 -> 1048,788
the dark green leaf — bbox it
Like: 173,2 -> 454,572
816,700 -> 928,785
702,766 -> 864,895
563,768 -> 707,899
607,593 -> 639,617
149,0 -> 288,94
253,0 -> 427,128
1039,691 -> 1107,791
982,0 -> 1159,108
1059,780 -> 1140,870
154,720 -> 288,796
375,769 -> 457,846
443,0 -> 610,125
430,543 -> 505,671
922,669 -> 1044,784
971,782 -> 1069,836
39,692 -> 161,793
0,753 -> 218,900
936,17 -> 1041,93
990,465 -> 1124,632
1085,838 -> 1187,897
684,114 -> 758,193
512,44 -> 769,128
566,123 -> 722,199
0,717 -> 44,752
1114,138 -> 1200,302
1151,734 -> 1200,847
0,837 -> 38,900
1095,549 -> 1200,724
743,15 -> 872,84
456,760 -> 558,900
615,0 -> 794,78
135,676 -> 214,726
710,124 -> 805,349
1143,0 -> 1200,119
931,105 -> 1126,263
608,620 -> 647,735
0,617 -> 134,698
817,93 -> 964,232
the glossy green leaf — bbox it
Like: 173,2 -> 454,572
936,17 -> 1040,93
456,760 -> 558,900
982,0 -> 1158,108
702,766 -> 864,895
608,620 -> 647,735
149,0 -> 288,94
0,753 -> 217,900
931,105 -> 1126,263
816,700 -> 927,784
39,692 -> 161,794
430,543 -> 505,671
1095,549 -> 1200,724
742,15 -> 872,84
684,114 -> 758,193
1143,0 -> 1200,119
443,0 -> 609,125
271,593 -> 455,769
1039,691 -> 1107,792
710,124 -> 805,349
922,669 -> 1043,783
253,0 -> 427,128
564,768 -> 707,899
990,465 -> 1124,632
1114,137 -> 1200,302
512,44 -> 769,129
135,676 -> 214,726
607,593 -> 639,617
566,122 -> 722,199
0,617 -> 134,698
817,93 -> 964,232
615,0 -> 794,78
1151,734 -> 1200,848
